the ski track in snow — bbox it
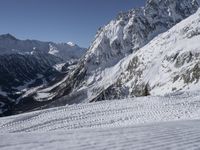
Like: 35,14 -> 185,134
0,93 -> 200,133
1,92 -> 200,149
1,119 -> 200,149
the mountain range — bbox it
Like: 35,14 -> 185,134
1,0 -> 200,116
0,35 -> 85,116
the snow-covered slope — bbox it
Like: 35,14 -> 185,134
0,34 -> 85,60
1,120 -> 200,150
80,0 -> 200,101
1,91 -> 200,133
1,92 -> 200,149
83,0 -> 200,70
93,7 -> 200,100
48,42 -> 85,60
26,0 -> 200,104
113,8 -> 200,97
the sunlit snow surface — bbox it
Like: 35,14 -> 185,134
1,120 -> 200,150
1,91 -> 200,149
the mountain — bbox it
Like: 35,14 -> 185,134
2,0 -> 200,116
94,7 -> 200,100
0,52 -> 62,116
83,0 -> 200,70
23,0 -> 200,104
0,33 -> 85,60
2,1 -> 200,149
0,34 -> 85,116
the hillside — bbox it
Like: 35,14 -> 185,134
0,34 -> 85,116
23,0 -> 200,106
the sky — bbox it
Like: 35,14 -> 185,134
0,0 -> 145,47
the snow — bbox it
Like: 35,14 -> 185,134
48,42 -> 85,60
0,34 -> 85,61
84,0 -> 199,70
82,7 -> 200,101
53,63 -> 66,71
19,86 -> 43,100
125,8 -> 200,95
33,73 -> 71,101
11,0 -> 200,104
67,41 -> 75,47
1,120 -> 200,150
2,1 -> 200,149
25,6 -> 200,103
1,91 -> 200,132
32,0 -> 200,104
48,43 -> 59,55
1,91 -> 200,149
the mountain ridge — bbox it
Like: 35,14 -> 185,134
27,0 -> 200,104
0,34 -> 86,116
0,33 -> 86,60
1,0 -> 200,116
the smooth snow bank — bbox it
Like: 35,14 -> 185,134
1,120 -> 200,150
1,91 -> 200,133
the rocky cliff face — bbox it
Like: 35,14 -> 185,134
83,0 -> 199,70
93,8 -> 200,101
29,0 -> 200,103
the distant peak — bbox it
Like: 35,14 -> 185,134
67,42 -> 76,47
0,33 -> 17,40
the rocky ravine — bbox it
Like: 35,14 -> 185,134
0,34 -> 85,116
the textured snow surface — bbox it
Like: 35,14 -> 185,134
1,92 -> 200,149
0,92 -> 200,132
1,120 -> 200,150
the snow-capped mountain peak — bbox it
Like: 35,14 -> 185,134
0,33 -> 18,40
0,34 -> 85,60
24,0 -> 200,104
67,41 -> 76,47
82,0 -> 200,72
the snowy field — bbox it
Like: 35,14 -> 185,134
1,91 -> 200,149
